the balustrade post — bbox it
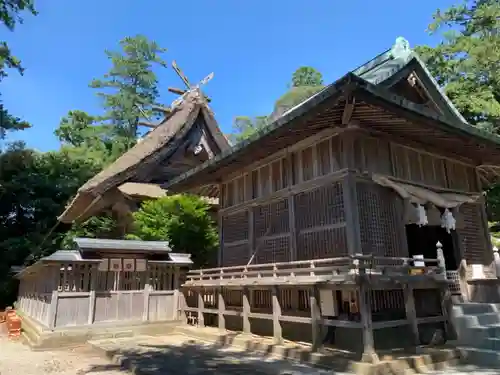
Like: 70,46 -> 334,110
436,241 -> 446,275
217,287 -> 226,330
493,246 -> 500,279
272,286 -> 282,344
310,285 -> 322,352
242,287 -> 251,334
197,289 -> 205,327
87,264 -> 97,325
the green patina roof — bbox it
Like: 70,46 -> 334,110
353,36 -> 467,124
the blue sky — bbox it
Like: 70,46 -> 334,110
1,0 -> 457,151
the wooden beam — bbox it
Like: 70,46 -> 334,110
342,96 -> 356,125
151,104 -> 171,113
138,121 -> 159,129
168,87 -> 187,96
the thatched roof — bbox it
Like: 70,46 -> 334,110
58,89 -> 229,223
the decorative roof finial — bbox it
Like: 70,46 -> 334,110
391,37 -> 411,60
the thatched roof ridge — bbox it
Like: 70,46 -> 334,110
58,89 -> 229,223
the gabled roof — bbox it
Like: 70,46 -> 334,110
58,89 -> 230,223
164,47 -> 500,193
352,37 -> 467,124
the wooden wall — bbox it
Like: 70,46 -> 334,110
218,129 -> 490,270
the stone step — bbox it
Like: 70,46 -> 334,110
453,303 -> 500,316
477,338 -> 500,351
459,347 -> 500,367
454,312 -> 500,328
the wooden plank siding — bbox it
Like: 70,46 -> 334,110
17,263 -> 183,329
219,130 -> 485,269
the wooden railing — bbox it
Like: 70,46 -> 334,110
184,254 -> 445,287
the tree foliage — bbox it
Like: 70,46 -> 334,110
0,143 -> 99,306
89,35 -> 167,149
0,0 -> 37,139
230,67 -> 324,142
416,1 -> 500,219
291,66 -> 324,87
127,195 -> 218,268
416,0 -> 500,130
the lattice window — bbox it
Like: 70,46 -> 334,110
294,182 -> 346,259
295,182 -> 344,230
458,203 -> 491,266
254,199 -> 289,237
223,211 -> 249,243
253,199 -> 290,264
357,182 -> 405,258
222,243 -> 249,267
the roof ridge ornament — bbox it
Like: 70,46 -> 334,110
391,37 -> 411,60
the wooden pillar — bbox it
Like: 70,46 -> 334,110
287,153 -> 297,261
359,280 -> 378,363
218,287 -> 226,330
218,183 -> 224,267
197,289 -> 205,327
87,264 -> 97,325
47,267 -> 59,330
310,285 -> 322,352
343,172 -> 361,256
242,287 -> 251,334
403,284 -> 420,350
248,208 -> 254,262
272,286 -> 282,343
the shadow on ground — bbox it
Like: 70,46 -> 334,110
83,333 -> 345,375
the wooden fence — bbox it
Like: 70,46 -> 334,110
19,289 -> 178,329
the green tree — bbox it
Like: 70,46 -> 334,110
127,195 -> 218,268
291,66 -> 324,87
54,110 -> 122,166
416,1 -> 500,220
230,67 -> 325,142
0,143 -> 98,306
416,0 -> 500,130
90,35 -> 167,149
0,0 -> 37,78
230,116 -> 268,143
0,0 -> 37,139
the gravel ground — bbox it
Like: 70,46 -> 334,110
0,337 -> 123,375
1,336 -> 500,375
